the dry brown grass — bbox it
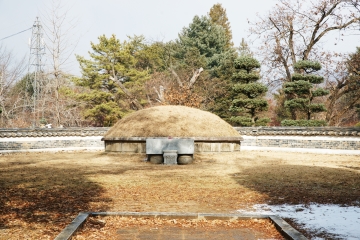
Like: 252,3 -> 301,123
0,151 -> 359,239
104,105 -> 240,138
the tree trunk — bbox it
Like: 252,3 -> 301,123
169,67 -> 183,87
251,109 -> 256,127
188,67 -> 204,88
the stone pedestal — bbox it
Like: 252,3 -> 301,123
163,150 -> 178,165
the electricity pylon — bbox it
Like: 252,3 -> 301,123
27,16 -> 46,127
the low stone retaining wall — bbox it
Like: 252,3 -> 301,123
0,136 -> 104,153
237,127 -> 360,155
0,128 -> 108,153
241,135 -> 360,154
0,127 -> 359,154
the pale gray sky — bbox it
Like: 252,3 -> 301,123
0,0 -> 359,75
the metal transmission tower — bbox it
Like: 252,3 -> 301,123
27,16 -> 46,127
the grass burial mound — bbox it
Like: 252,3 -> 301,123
104,105 -> 240,138
103,106 -> 242,153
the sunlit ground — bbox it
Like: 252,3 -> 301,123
0,151 -> 359,239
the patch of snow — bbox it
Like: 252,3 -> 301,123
237,204 -> 360,239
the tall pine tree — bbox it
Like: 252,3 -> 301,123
230,56 -> 269,126
73,34 -> 148,126
209,3 -> 233,48
176,15 -> 236,79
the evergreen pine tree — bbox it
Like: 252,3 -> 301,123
176,15 -> 236,78
73,34 -> 148,126
230,56 -> 269,126
208,3 -> 233,47
282,60 -> 329,126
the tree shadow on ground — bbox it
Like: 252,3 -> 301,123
232,164 -> 360,206
0,160 -> 111,230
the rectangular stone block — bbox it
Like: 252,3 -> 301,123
193,142 -> 240,152
220,143 -> 231,152
105,142 -> 122,152
230,143 -> 240,152
122,143 -> 146,153
146,138 -> 194,154
194,143 -> 211,152
105,142 -> 146,153
210,143 -> 220,152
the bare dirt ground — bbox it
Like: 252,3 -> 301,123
0,150 -> 359,239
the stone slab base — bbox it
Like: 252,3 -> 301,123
105,142 -> 240,153
195,142 -> 240,152
105,142 -> 146,153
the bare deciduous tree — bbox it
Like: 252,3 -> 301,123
249,0 -> 360,88
0,46 -> 26,127
324,50 -> 360,126
41,0 -> 83,127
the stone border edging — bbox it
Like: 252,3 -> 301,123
54,211 -> 308,240
270,215 -> 308,240
54,212 -> 89,240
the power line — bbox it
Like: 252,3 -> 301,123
0,27 -> 32,42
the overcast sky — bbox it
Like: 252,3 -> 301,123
0,0 -> 359,75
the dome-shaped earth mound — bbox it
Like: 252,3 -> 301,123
104,105 -> 240,138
